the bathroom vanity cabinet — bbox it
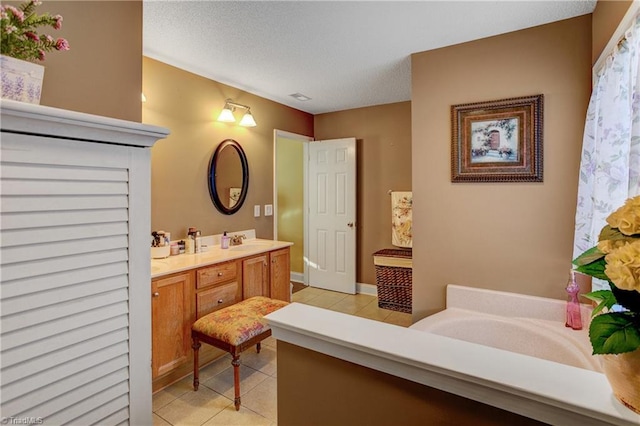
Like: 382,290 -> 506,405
269,247 -> 292,301
151,245 -> 291,391
196,260 -> 242,318
242,248 -> 291,300
151,271 -> 194,378
243,254 -> 270,299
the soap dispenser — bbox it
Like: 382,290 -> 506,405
565,270 -> 582,330
221,231 -> 230,249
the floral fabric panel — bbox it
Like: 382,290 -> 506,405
574,14 -> 640,291
391,191 -> 412,248
192,296 -> 288,346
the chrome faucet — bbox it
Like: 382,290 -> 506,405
230,234 -> 246,246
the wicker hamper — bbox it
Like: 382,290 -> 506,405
373,248 -> 412,313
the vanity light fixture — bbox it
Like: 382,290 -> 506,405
238,110 -> 257,127
217,99 -> 257,127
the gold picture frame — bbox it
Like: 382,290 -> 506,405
451,94 -> 543,182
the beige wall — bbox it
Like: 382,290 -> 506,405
276,138 -> 305,274
22,1 -> 142,122
277,341 -> 545,426
592,0 -> 633,63
315,102 -> 412,285
411,16 -> 592,320
143,58 -> 313,241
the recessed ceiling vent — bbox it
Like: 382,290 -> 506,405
289,93 -> 312,101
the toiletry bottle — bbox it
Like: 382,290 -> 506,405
565,270 -> 582,330
185,227 -> 196,254
221,231 -> 230,249
157,231 -> 166,246
195,230 -> 202,253
185,232 -> 194,254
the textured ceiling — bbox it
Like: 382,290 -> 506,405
143,1 -> 596,115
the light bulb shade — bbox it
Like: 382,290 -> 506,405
239,111 -> 257,127
217,107 -> 236,122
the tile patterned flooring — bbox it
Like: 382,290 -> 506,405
152,286 -> 412,426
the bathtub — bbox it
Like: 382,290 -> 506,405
410,285 -> 601,372
266,285 -> 640,425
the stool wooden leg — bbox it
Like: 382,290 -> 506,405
192,337 -> 201,391
256,342 -> 261,353
232,355 -> 241,410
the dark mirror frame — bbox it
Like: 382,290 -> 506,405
208,139 -> 249,215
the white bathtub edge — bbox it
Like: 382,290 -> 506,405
446,284 -> 593,322
266,303 -> 640,426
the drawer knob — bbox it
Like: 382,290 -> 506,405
217,272 -> 223,277
153,292 -> 160,297
217,299 -> 224,304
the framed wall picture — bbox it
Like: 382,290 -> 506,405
229,187 -> 241,207
451,94 -> 543,182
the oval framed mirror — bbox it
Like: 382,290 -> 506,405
208,139 -> 249,215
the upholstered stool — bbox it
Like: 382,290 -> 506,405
191,296 -> 288,410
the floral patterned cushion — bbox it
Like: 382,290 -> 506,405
192,296 -> 288,346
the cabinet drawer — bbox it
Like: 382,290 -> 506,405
196,281 -> 240,318
197,261 -> 238,289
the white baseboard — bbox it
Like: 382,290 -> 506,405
357,282 -> 377,296
290,276 -> 377,297
290,272 -> 304,283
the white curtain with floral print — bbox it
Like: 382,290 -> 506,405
574,14 -> 640,290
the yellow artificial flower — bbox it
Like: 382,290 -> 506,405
597,239 -> 629,254
604,240 -> 640,292
606,195 -> 640,236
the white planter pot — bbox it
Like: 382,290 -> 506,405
1,55 -> 45,104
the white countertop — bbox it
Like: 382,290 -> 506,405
266,303 -> 640,426
151,238 -> 293,278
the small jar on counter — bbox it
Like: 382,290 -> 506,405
170,243 -> 179,256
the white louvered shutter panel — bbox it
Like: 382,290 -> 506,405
0,101 -> 168,426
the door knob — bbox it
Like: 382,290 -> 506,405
152,292 -> 160,297
217,272 -> 223,277
218,299 -> 224,304
347,222 -> 354,228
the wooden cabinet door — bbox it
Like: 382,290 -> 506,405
243,254 -> 269,299
152,271 -> 194,378
270,247 -> 291,302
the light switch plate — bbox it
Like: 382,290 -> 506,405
265,204 -> 273,216
254,205 -> 260,217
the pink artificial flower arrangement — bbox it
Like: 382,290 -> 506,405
1,0 -> 69,62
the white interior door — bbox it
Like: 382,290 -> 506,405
308,138 -> 356,294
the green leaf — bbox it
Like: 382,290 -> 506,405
598,225 -> 639,243
582,290 -> 617,316
574,257 -> 608,280
572,246 -> 605,266
589,313 -> 640,354
599,225 -> 625,241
